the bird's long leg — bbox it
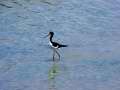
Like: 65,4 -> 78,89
54,49 -> 60,60
53,48 -> 55,61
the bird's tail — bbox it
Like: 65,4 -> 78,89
60,44 -> 68,47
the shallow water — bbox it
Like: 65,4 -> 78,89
0,0 -> 120,90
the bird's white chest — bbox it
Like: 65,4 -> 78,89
49,41 -> 53,46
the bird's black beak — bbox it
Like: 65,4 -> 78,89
44,33 -> 50,38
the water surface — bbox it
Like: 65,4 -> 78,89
0,0 -> 120,90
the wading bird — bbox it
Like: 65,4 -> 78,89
46,32 -> 67,61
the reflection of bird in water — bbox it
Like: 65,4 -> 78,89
46,32 -> 67,61
48,62 -> 59,90
48,62 -> 59,79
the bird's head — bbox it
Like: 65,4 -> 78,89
49,32 -> 54,36
44,32 -> 54,38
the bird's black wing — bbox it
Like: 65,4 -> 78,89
52,42 -> 67,48
52,42 -> 59,47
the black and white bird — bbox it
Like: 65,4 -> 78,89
46,32 -> 67,60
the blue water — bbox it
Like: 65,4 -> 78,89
0,0 -> 120,90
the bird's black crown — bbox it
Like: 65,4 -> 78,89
49,32 -> 54,35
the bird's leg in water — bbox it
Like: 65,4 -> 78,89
55,49 -> 60,60
53,48 -> 55,61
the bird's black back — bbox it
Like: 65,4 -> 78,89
52,42 -> 67,48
